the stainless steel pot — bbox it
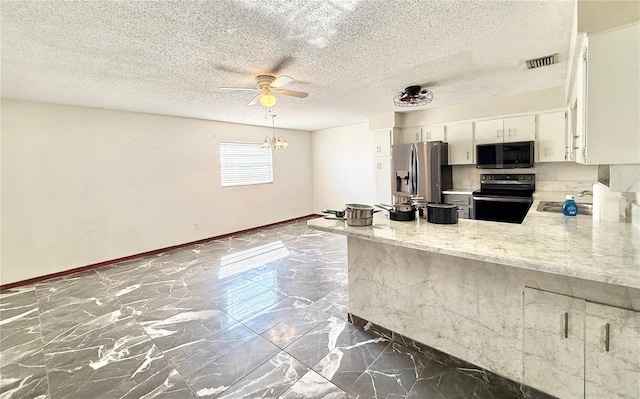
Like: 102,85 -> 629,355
345,203 -> 374,226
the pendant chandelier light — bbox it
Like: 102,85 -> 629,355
261,114 -> 289,150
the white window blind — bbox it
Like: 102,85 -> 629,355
219,142 -> 273,187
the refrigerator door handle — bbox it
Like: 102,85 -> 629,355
410,144 -> 418,196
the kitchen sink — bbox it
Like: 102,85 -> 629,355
536,201 -> 593,215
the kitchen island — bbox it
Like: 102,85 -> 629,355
308,205 -> 640,399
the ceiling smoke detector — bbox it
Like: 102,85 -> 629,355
526,53 -> 558,69
394,85 -> 434,107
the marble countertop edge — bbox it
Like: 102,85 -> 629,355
308,215 -> 640,290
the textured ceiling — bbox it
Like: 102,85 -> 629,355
1,0 -> 575,131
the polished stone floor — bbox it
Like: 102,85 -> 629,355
1,220 -> 521,399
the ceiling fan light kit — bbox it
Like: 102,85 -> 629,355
220,74 -> 308,108
260,93 -> 277,107
394,85 -> 434,107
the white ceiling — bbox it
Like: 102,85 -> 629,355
1,0 -> 575,131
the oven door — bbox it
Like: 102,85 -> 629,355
472,195 -> 533,224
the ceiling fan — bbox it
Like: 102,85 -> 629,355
219,75 -> 308,107
393,85 -> 434,107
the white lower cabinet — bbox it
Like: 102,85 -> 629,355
523,288 -> 640,399
523,288 -> 585,399
585,302 -> 640,399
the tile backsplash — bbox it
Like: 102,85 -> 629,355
451,162 -> 597,194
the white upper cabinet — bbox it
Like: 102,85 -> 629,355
400,125 -> 445,143
504,115 -> 536,143
373,129 -> 393,157
446,122 -> 474,165
422,124 -> 445,142
536,112 -> 567,163
400,127 -> 422,144
475,119 -> 504,145
475,116 -> 536,145
579,23 -> 640,164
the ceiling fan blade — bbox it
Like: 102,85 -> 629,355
276,89 -> 308,98
270,56 -> 293,74
248,93 -> 262,105
218,87 -> 258,91
271,75 -> 293,88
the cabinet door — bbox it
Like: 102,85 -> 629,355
422,125 -> 445,142
475,119 -> 504,145
373,129 -> 392,157
401,127 -> 422,144
586,23 -> 640,164
585,302 -> 640,399
504,115 -> 535,143
523,288 -> 585,399
575,41 -> 588,164
446,122 -> 474,165
374,157 -> 392,205
537,112 -> 567,162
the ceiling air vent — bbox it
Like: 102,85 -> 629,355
526,53 -> 558,69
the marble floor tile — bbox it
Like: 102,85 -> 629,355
285,317 -> 360,369
260,307 -> 330,349
162,322 -> 258,377
216,351 -> 308,399
241,296 -> 311,334
212,289 -> 287,322
1,219 -> 530,399
349,343 -> 430,398
185,334 -> 280,398
313,329 -> 390,392
279,370 -> 354,399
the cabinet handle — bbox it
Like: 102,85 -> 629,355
466,151 -> 469,160
496,129 -> 501,138
544,148 -> 548,157
564,312 -> 569,338
376,146 -> 381,153
450,199 -> 465,203
416,133 -> 420,141
426,131 -> 431,139
508,128 -> 514,137
376,162 -> 382,170
605,323 -> 610,352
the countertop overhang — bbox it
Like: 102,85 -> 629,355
308,201 -> 640,290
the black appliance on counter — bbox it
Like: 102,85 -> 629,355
472,173 -> 535,224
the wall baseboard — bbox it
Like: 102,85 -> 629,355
0,215 -> 319,290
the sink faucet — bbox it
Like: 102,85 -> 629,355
578,190 -> 593,197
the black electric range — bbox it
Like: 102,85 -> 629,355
472,174 -> 535,224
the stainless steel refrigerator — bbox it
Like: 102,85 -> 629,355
391,141 -> 452,201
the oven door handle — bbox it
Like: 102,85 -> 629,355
472,196 -> 532,204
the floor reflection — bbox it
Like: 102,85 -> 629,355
218,241 -> 289,279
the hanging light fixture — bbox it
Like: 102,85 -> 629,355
261,114 -> 289,150
259,90 -> 277,108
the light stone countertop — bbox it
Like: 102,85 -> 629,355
308,201 -> 640,290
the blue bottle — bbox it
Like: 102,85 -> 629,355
562,195 -> 578,217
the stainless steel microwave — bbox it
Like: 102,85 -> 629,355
476,141 -> 534,169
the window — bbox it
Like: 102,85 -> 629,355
219,141 -> 273,187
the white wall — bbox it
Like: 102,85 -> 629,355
1,99 -> 312,285
311,123 -> 374,212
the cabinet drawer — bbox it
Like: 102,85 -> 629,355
443,194 -> 471,206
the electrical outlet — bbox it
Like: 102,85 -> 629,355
194,223 -> 200,230
466,173 -> 472,181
